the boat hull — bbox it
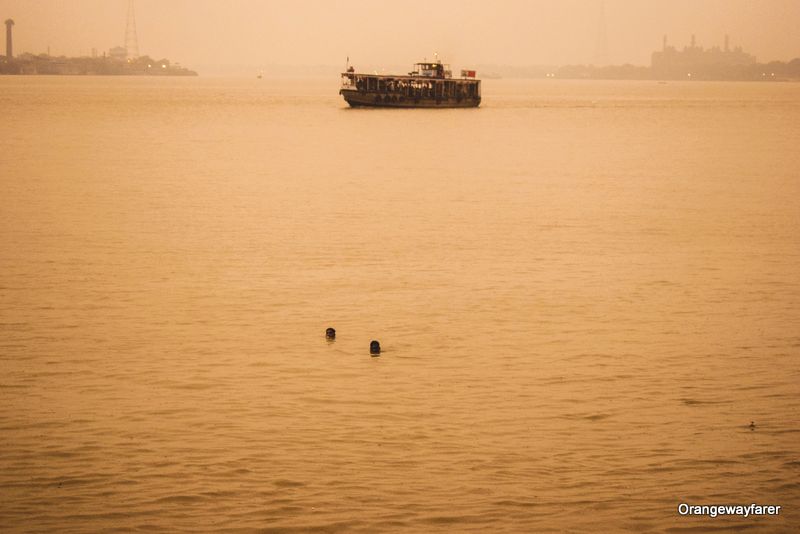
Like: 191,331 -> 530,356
340,89 -> 480,108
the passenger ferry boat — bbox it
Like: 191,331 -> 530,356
340,59 -> 481,108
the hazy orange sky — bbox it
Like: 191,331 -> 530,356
2,0 -> 799,74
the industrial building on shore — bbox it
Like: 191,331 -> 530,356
651,34 -> 758,80
1,5 -> 197,76
482,35 -> 799,82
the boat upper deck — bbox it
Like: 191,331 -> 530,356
341,72 -> 480,95
341,59 -> 479,84
341,72 -> 480,82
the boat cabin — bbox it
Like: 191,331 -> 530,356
409,62 -> 452,79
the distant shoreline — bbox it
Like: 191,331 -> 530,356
0,54 -> 197,76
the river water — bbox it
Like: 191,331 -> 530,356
1,77 -> 799,532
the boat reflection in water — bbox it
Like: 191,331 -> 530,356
340,59 -> 481,108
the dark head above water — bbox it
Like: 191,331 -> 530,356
325,327 -> 336,340
749,421 -> 756,430
370,340 -> 381,355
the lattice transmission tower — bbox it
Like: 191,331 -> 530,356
594,0 -> 609,66
125,0 -> 139,59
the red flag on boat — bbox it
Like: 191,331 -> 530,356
461,69 -> 476,78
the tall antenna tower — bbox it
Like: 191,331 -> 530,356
594,0 -> 609,66
125,0 -> 139,59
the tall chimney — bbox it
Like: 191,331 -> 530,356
724,34 -> 730,53
4,19 -> 13,60
662,34 -> 667,52
691,34 -> 696,48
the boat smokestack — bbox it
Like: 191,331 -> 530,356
5,19 -> 13,59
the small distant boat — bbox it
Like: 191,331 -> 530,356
340,58 -> 481,108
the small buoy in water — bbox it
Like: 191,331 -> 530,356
325,327 -> 336,340
749,421 -> 756,430
370,340 -> 381,355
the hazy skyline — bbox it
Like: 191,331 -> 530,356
2,0 -> 799,74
